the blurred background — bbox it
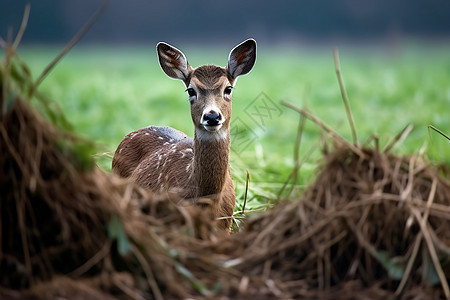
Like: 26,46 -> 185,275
2,0 -> 450,46
1,0 -> 449,207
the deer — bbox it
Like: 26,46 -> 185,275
112,39 -> 257,230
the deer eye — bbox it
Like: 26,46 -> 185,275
186,88 -> 196,97
224,86 -> 233,96
186,88 -> 197,101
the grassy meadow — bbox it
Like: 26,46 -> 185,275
15,42 -> 450,213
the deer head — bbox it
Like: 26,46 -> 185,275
156,39 -> 257,141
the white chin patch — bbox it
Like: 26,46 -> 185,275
202,123 -> 223,132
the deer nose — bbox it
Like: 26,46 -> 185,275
203,111 -> 222,126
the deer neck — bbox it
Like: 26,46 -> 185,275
190,128 -> 230,198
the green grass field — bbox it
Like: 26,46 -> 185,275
15,43 -> 450,213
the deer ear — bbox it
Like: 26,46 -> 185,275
227,38 -> 257,79
157,42 -> 191,82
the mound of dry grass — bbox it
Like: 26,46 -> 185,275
217,144 -> 450,299
0,94 -> 220,299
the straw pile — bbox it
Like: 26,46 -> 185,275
1,39 -> 450,300
0,94 -> 219,299
218,145 -> 450,299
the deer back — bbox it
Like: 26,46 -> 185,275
113,126 -> 194,190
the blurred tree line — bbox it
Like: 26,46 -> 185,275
1,0 -> 450,45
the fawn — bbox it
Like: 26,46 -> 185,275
112,39 -> 257,229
